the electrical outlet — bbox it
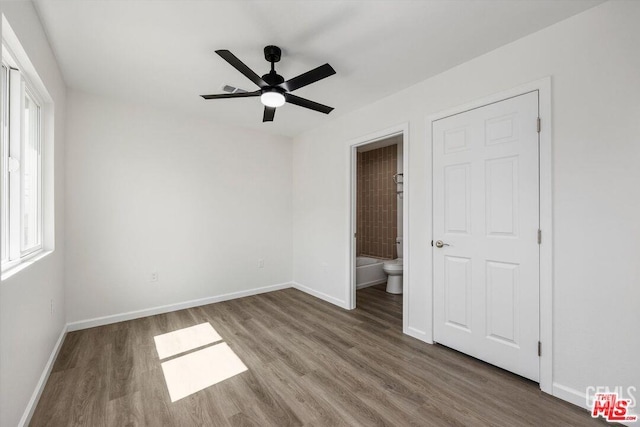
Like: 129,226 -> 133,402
258,259 -> 264,268
150,271 -> 158,282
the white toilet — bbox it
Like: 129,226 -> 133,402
383,238 -> 403,294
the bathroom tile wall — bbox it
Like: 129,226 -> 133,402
357,144 -> 397,259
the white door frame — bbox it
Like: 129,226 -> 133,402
347,122 -> 410,333
427,77 -> 553,393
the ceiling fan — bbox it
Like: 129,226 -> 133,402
200,45 -> 336,122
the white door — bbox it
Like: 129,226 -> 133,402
432,91 -> 540,382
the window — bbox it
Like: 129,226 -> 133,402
1,47 -> 44,270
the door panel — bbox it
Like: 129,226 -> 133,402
444,164 -> 471,234
444,255 -> 471,331
433,91 -> 540,382
486,260 -> 519,345
485,156 -> 518,236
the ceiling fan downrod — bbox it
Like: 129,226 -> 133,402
263,45 -> 284,86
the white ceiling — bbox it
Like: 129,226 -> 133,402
34,0 -> 602,137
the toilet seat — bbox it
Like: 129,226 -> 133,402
383,258 -> 403,273
384,238 -> 403,294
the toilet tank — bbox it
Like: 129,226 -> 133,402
396,237 -> 403,258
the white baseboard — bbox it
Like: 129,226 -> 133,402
551,383 -> 637,427
356,279 -> 387,290
553,382 -> 588,410
291,281 -> 349,309
67,282 -> 293,332
19,324 -> 68,427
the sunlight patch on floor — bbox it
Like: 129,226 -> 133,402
153,322 -> 248,402
160,342 -> 248,402
154,322 -> 222,359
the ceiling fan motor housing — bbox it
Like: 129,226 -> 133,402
262,72 -> 285,87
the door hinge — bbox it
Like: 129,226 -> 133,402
354,233 -> 357,238
538,341 -> 542,357
536,117 -> 541,133
537,229 -> 542,245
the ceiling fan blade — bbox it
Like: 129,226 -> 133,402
215,50 -> 268,88
263,107 -> 276,122
279,63 -> 336,92
200,90 -> 261,100
285,94 -> 334,114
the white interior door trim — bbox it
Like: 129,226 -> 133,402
346,122 -> 410,334
426,77 -> 552,394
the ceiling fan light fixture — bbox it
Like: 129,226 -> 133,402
260,90 -> 285,108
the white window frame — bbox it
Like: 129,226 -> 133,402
1,43 -> 45,272
0,63 -> 8,265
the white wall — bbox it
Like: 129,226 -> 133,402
0,2 -> 67,426
293,0 -> 639,408
65,90 -> 293,324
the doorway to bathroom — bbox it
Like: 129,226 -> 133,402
348,124 -> 409,332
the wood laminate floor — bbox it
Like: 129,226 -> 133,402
31,285 -> 604,426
